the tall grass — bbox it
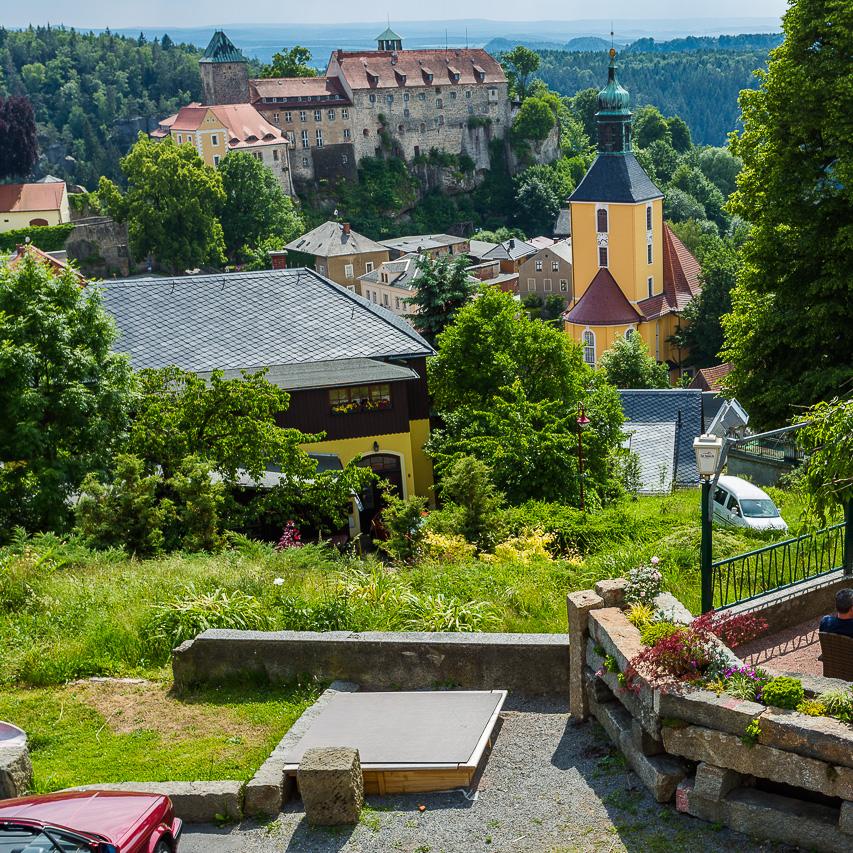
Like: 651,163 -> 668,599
0,490 -> 802,687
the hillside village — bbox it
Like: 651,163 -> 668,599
0,3 -> 851,851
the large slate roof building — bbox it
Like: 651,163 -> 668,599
97,268 -> 435,519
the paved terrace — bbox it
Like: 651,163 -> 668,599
737,616 -> 823,676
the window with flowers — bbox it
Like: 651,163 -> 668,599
329,384 -> 392,415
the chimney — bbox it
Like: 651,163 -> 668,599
268,250 -> 288,270
342,222 -> 351,235
508,238 -> 515,249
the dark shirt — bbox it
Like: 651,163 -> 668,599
820,615 -> 853,637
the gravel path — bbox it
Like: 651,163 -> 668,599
181,696 -> 791,853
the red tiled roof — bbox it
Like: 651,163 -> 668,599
250,76 -> 351,105
0,182 -> 66,214
689,363 -> 733,392
564,268 -> 642,326
163,104 -> 286,149
7,244 -> 86,285
330,48 -> 505,90
637,224 -> 702,320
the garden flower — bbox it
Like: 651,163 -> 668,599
273,577 -> 285,586
650,556 -> 660,565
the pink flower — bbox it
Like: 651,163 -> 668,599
650,556 -> 660,566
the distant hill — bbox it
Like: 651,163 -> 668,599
564,37 -> 613,52
626,33 -> 782,52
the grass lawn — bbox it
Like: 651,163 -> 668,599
0,679 -> 320,793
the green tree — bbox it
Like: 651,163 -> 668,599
0,255 -> 134,533
429,286 -> 590,411
646,139 -> 681,183
666,115 -> 693,152
723,0 -> 853,427
598,333 -> 671,389
669,163 -> 727,228
697,146 -> 742,198
0,96 -> 39,180
502,45 -> 541,100
436,455 -> 505,549
513,168 -> 562,235
512,96 -> 556,142
99,135 -> 226,273
633,105 -> 671,148
406,253 -> 475,344
570,88 -> 600,142
217,151 -> 304,261
260,46 -> 317,78
678,237 -> 741,367
664,187 -> 706,223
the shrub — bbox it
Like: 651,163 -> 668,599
402,592 -> 498,632
626,602 -> 655,629
169,455 -> 224,552
484,528 -> 555,565
761,676 -> 805,710
277,594 -> 356,632
420,530 -> 477,563
0,223 -> 74,252
741,717 -> 761,747
146,585 -> 271,656
377,492 -> 428,563
438,456 -> 505,550
639,621 -> 683,648
818,688 -> 853,721
796,698 -> 827,717
624,558 -> 663,605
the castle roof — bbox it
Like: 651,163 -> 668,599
250,76 -> 350,105
200,30 -> 245,64
569,153 -> 663,204
376,27 -> 403,42
160,104 -> 286,149
330,48 -> 505,90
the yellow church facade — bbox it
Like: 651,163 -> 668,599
563,51 -> 701,377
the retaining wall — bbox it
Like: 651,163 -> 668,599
568,580 -> 853,852
172,629 -> 568,696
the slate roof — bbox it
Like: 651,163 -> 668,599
569,154 -> 663,204
467,240 -> 498,259
564,268 -> 641,326
622,422 -> 677,494
483,238 -> 537,262
96,268 -> 432,373
330,48 -> 505,90
528,236 -> 555,250
379,234 -> 466,255
554,208 -> 571,238
619,389 -> 703,486
286,221 -> 388,258
359,255 -> 420,290
201,31 -> 245,64
198,358 -> 418,391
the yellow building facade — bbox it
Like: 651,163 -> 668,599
564,51 -> 701,378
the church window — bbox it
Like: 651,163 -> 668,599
646,205 -> 653,230
647,243 -> 653,264
583,330 -> 596,365
625,328 -> 635,339
597,208 -> 608,233
598,247 -> 608,267
647,277 -> 654,298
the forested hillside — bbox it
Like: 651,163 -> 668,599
534,49 -> 771,145
0,27 -> 204,187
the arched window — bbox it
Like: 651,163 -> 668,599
625,328 -> 635,339
582,330 -> 596,366
596,208 -> 608,233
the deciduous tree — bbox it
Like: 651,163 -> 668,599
98,135 -> 226,274
723,0 -> 853,427
598,333 -> 671,388
261,46 -> 318,78
502,46 -> 541,100
0,96 -> 39,180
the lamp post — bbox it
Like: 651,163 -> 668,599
577,404 -> 591,512
693,434 -> 724,614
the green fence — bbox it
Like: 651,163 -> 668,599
712,521 -> 847,609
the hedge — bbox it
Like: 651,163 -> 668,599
0,223 -> 75,253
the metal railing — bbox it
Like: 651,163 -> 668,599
730,435 -> 805,465
712,521 -> 846,609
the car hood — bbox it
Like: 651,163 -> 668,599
0,791 -> 163,844
746,517 -> 789,531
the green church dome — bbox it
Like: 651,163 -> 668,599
597,48 -> 630,113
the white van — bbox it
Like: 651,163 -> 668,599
712,475 -> 789,533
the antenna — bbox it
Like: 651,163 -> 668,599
611,22 -> 614,49
465,27 -> 468,49
445,29 -> 448,55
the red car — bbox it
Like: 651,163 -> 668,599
0,791 -> 182,853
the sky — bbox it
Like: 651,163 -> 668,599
6,0 -> 789,30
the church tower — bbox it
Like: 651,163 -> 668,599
199,30 -> 250,105
375,27 -> 403,52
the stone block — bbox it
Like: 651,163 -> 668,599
0,745 -> 32,800
567,589 -> 604,720
244,681 -> 359,817
656,686 -> 765,736
588,608 -> 644,672
71,781 -> 242,823
840,801 -> 853,835
759,707 -> 853,769
593,579 -> 627,608
630,718 -> 663,756
585,667 -> 614,703
662,724 -> 853,800
675,778 -> 725,822
298,747 -> 364,826
693,762 -> 747,801
653,592 -> 693,625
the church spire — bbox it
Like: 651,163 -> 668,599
596,48 -> 632,154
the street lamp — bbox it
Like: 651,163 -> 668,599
693,434 -> 724,614
577,404 -> 591,512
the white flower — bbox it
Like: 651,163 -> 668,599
273,577 -> 285,586
650,556 -> 660,566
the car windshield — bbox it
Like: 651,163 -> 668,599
740,498 -> 780,518
0,825 -> 91,852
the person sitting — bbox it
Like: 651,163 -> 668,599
819,588 -> 853,637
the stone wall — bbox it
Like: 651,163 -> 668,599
200,61 -> 250,105
66,217 -> 138,277
172,629 -> 568,696
568,581 -> 853,852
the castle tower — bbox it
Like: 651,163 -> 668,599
199,30 -> 249,105
375,26 -> 403,52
